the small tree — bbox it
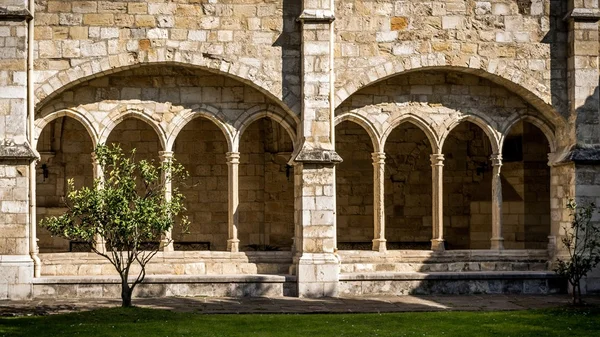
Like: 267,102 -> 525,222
41,144 -> 188,307
555,200 -> 600,305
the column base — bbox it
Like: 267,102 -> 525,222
295,253 -> 339,298
160,239 -> 174,252
372,239 -> 387,252
227,239 -> 240,253
430,239 -> 445,251
490,237 -> 504,250
0,255 -> 33,300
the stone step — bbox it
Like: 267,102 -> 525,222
339,271 -> 566,296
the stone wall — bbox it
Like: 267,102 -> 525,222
32,0 -> 300,111
334,0 -> 568,124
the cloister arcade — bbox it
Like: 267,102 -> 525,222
33,67 -> 556,259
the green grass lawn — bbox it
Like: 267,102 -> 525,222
1,307 -> 599,337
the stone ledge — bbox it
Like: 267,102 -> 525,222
34,274 -> 297,285
340,271 -> 561,281
0,143 -> 38,162
0,6 -> 32,21
564,8 -> 600,21
294,148 -> 342,164
552,145 -> 600,165
297,9 -> 335,23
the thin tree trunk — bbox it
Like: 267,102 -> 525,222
121,281 -> 133,307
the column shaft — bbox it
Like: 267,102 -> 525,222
371,152 -> 386,252
159,151 -> 174,252
490,154 -> 504,250
91,152 -> 106,254
226,152 -> 240,252
430,154 -> 445,251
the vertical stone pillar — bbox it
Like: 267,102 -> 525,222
430,154 -> 445,251
294,0 -> 342,297
226,152 -> 240,252
490,154 -> 504,250
563,1 -> 600,294
371,152 -> 386,252
565,2 -> 600,145
159,151 -> 174,252
0,1 -> 35,299
90,152 -> 106,253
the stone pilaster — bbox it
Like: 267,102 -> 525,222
430,154 -> 445,251
371,152 -> 386,252
226,152 -> 240,252
0,0 -> 35,300
90,152 -> 106,254
159,151 -> 174,252
565,1 -> 600,146
490,154 -> 504,250
293,0 -> 341,298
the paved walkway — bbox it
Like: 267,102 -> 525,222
2,295 -> 598,316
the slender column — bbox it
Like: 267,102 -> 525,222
430,154 -> 445,251
226,152 -> 240,252
490,153 -> 504,250
371,152 -> 386,252
158,151 -> 174,252
90,152 -> 106,254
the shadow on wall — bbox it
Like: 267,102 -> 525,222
273,0 -> 302,112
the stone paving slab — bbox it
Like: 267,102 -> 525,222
1,295 -> 598,317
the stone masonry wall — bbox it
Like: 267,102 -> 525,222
32,0 -> 300,112
334,0 -> 569,125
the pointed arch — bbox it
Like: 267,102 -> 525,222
166,105 -> 234,153
381,114 -> 439,154
334,113 -> 382,153
99,109 -> 167,151
34,109 -> 99,149
441,115 -> 501,154
502,115 -> 557,153
234,105 -> 298,153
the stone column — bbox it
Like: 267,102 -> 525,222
293,0 -> 342,298
226,152 -> 240,252
490,154 -> 504,250
371,152 -> 386,252
159,151 -> 174,252
90,152 -> 106,253
430,154 -> 445,251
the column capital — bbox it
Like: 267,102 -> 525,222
490,153 -> 502,166
226,151 -> 240,164
371,152 -> 386,164
159,151 -> 174,162
430,153 -> 444,165
90,151 -> 99,163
